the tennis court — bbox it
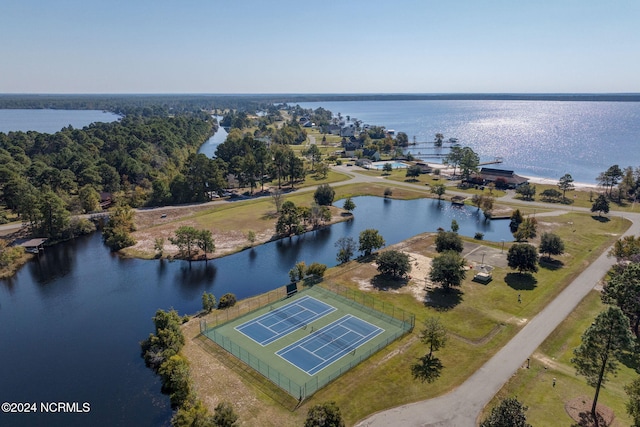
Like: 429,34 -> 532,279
277,314 -> 383,375
235,296 -> 336,346
201,285 -> 414,399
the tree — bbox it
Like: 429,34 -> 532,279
358,229 -> 385,256
304,401 -> 345,427
304,144 -> 322,169
171,399 -> 215,427
154,237 -> 165,258
507,243 -> 538,274
158,354 -> 192,407
275,201 -> 303,236
480,397 -> 532,427
540,188 -> 562,202
429,250 -> 466,291
78,184 -> 101,213
513,217 -> 537,242
418,317 -> 447,356
458,147 -> 480,181
103,202 -> 136,251
539,232 -> 564,260
382,163 -> 393,174
430,183 -> 446,200
435,230 -> 463,253
169,226 -> 200,262
601,262 -> 640,337
202,291 -> 216,313
376,250 -> 411,279
271,188 -> 283,213
591,194 -> 610,217
609,235 -> 640,261
196,229 -> 215,262
558,173 -> 575,200
515,183 -> 536,201
509,209 -> 524,233
218,293 -> 237,309
314,184 -> 335,206
342,197 -> 356,214
335,237 -> 356,263
395,131 -> 409,146
572,307 -> 634,427
37,188 -> 71,239
406,165 -> 421,179
212,401 -> 239,427
450,219 -> 459,233
445,146 -> 463,176
625,377 -> 640,427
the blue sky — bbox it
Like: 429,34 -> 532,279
1,0 -> 639,94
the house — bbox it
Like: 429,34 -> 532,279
340,123 -> 356,137
343,142 -> 359,157
362,149 -> 381,161
473,168 -> 529,189
415,162 -> 433,173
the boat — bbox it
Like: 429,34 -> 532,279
448,138 -> 458,143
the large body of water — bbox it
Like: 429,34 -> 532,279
295,100 -> 640,184
0,109 -> 120,134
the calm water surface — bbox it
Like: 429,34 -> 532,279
295,100 -> 640,184
0,109 -> 120,134
0,197 -> 510,426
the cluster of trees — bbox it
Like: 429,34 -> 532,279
445,146 -> 480,180
139,309 -> 239,427
597,164 -> 640,203
429,227 -> 466,291
0,113 -> 222,240
334,229 -> 385,264
288,261 -> 327,282
168,226 -> 215,263
276,200 -> 332,237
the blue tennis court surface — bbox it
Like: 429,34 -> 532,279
235,296 -> 336,346
276,315 -> 384,375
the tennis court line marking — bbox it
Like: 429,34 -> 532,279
276,314 -> 384,376
234,296 -> 336,346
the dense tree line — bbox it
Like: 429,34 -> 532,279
0,113 -> 221,239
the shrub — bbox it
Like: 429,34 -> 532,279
306,262 -> 327,277
218,293 -> 237,309
474,232 -> 484,240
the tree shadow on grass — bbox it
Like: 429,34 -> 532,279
504,272 -> 538,290
619,350 -> 640,373
371,274 -> 409,290
591,215 -> 610,223
539,258 -> 564,271
424,287 -> 463,311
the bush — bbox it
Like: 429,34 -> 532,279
313,184 -> 335,206
218,293 -> 237,309
474,232 -> 484,240
306,262 -> 327,277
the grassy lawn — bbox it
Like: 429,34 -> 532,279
481,291 -> 636,426
183,207 -> 631,426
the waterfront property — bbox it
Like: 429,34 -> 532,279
472,168 -> 529,189
201,284 -> 414,399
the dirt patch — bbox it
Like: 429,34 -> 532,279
565,396 -> 615,427
354,252 -> 433,303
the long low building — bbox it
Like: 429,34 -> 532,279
472,167 -> 529,188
